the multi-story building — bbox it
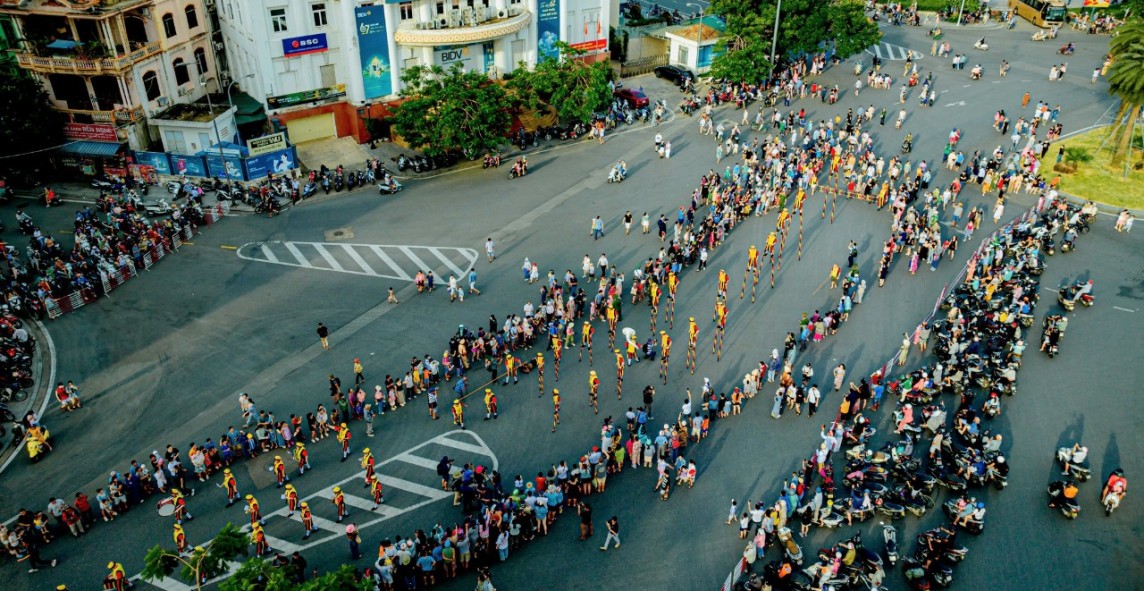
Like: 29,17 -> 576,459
219,0 -> 610,145
0,0 -> 218,162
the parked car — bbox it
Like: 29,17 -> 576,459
654,64 -> 695,87
614,88 -> 650,109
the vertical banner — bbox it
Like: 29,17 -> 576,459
356,7 -> 393,99
537,0 -> 560,61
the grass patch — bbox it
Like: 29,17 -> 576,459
1054,126 -> 1144,210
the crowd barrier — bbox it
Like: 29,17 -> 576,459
43,202 -> 229,320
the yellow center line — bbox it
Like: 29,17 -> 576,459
220,245 -> 238,250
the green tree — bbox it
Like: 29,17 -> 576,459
506,42 -> 612,123
1107,18 -> 1144,165
0,73 -> 67,179
220,560 -> 370,591
828,1 -> 883,59
141,522 -> 249,591
709,0 -> 881,80
392,63 -> 512,158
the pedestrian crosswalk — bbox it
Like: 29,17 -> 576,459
236,241 -> 479,282
135,431 -> 498,590
866,42 -> 922,61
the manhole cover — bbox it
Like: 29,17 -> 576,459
325,227 -> 355,241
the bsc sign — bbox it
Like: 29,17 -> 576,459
282,33 -> 328,58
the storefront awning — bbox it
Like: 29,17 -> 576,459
59,140 -> 124,157
230,91 -> 268,126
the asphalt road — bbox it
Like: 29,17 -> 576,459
0,19 -> 1140,591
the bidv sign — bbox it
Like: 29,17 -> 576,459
433,44 -> 484,73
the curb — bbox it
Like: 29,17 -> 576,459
0,318 -> 55,475
1052,124 -> 1144,218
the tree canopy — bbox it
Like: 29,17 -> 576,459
1107,18 -> 1144,164
708,0 -> 881,82
0,73 -> 67,178
392,64 -> 512,158
506,42 -> 613,123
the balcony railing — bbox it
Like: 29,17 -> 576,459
394,8 -> 532,46
16,40 -> 163,74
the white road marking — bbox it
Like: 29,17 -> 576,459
284,242 -> 310,266
395,453 -> 444,471
945,101 -> 967,107
370,245 -> 413,281
313,243 -> 346,272
134,431 -> 496,589
342,244 -> 377,275
236,242 -> 477,282
260,243 -> 279,264
398,246 -> 435,276
1113,306 -> 1135,313
429,246 -> 467,278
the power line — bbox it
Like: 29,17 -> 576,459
0,140 -> 86,160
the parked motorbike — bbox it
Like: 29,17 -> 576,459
882,522 -> 898,567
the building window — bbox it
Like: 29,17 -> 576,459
194,48 -> 208,76
677,46 -> 689,65
509,0 -> 521,4
143,70 -> 161,101
270,8 -> 288,33
311,3 -> 328,27
399,2 -> 413,20
319,63 -> 336,87
173,58 -> 190,85
162,13 -> 177,38
436,2 -> 445,15
185,5 -> 199,29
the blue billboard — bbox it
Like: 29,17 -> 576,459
134,151 -> 172,175
537,0 -> 560,61
169,154 -> 208,178
244,147 -> 298,180
282,33 -> 328,58
204,154 -> 245,181
356,7 -> 393,99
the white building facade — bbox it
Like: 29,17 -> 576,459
217,0 -> 610,144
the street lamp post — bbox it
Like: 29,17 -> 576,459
227,73 -> 255,141
770,0 -> 783,73
957,0 -> 966,26
686,2 -> 702,72
200,76 -> 228,182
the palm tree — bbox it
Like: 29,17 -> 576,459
1107,18 -> 1144,165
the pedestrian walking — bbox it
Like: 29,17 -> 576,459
346,524 -> 363,560
832,364 -> 846,392
316,323 -> 330,350
600,516 -> 621,550
485,238 -> 495,262
1022,91 -> 1030,109
897,333 -> 911,366
386,287 -> 398,304
578,501 -> 593,540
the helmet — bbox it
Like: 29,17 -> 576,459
108,562 -> 117,569
553,389 -> 560,394
300,501 -> 309,508
346,524 -> 356,533
976,502 -> 985,509
274,455 -> 281,460
245,494 -> 253,500
363,448 -> 370,454
340,423 -> 347,429
590,370 -> 597,376
285,484 -> 294,490
223,468 -> 231,474
689,317 -> 695,322
614,349 -> 620,353
333,486 -> 342,493
660,330 -> 666,335
174,523 -> 183,530
485,388 -> 492,393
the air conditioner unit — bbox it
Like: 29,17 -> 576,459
508,7 -> 521,17
177,86 -> 193,97
213,41 -> 224,51
497,9 -> 507,19
437,16 -> 448,28
157,96 -> 170,107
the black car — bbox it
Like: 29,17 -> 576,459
654,65 -> 695,86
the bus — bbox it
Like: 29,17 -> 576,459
1009,0 -> 1068,28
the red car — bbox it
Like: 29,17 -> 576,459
614,88 -> 649,109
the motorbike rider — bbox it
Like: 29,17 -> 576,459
952,497 -> 983,527
1060,443 -> 1088,475
1081,201 -> 1099,220
1102,469 -> 1127,509
1048,479 -> 1080,508
845,489 -> 872,525
975,37 -> 987,48
987,455 -> 1008,481
1069,279 -> 1093,304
